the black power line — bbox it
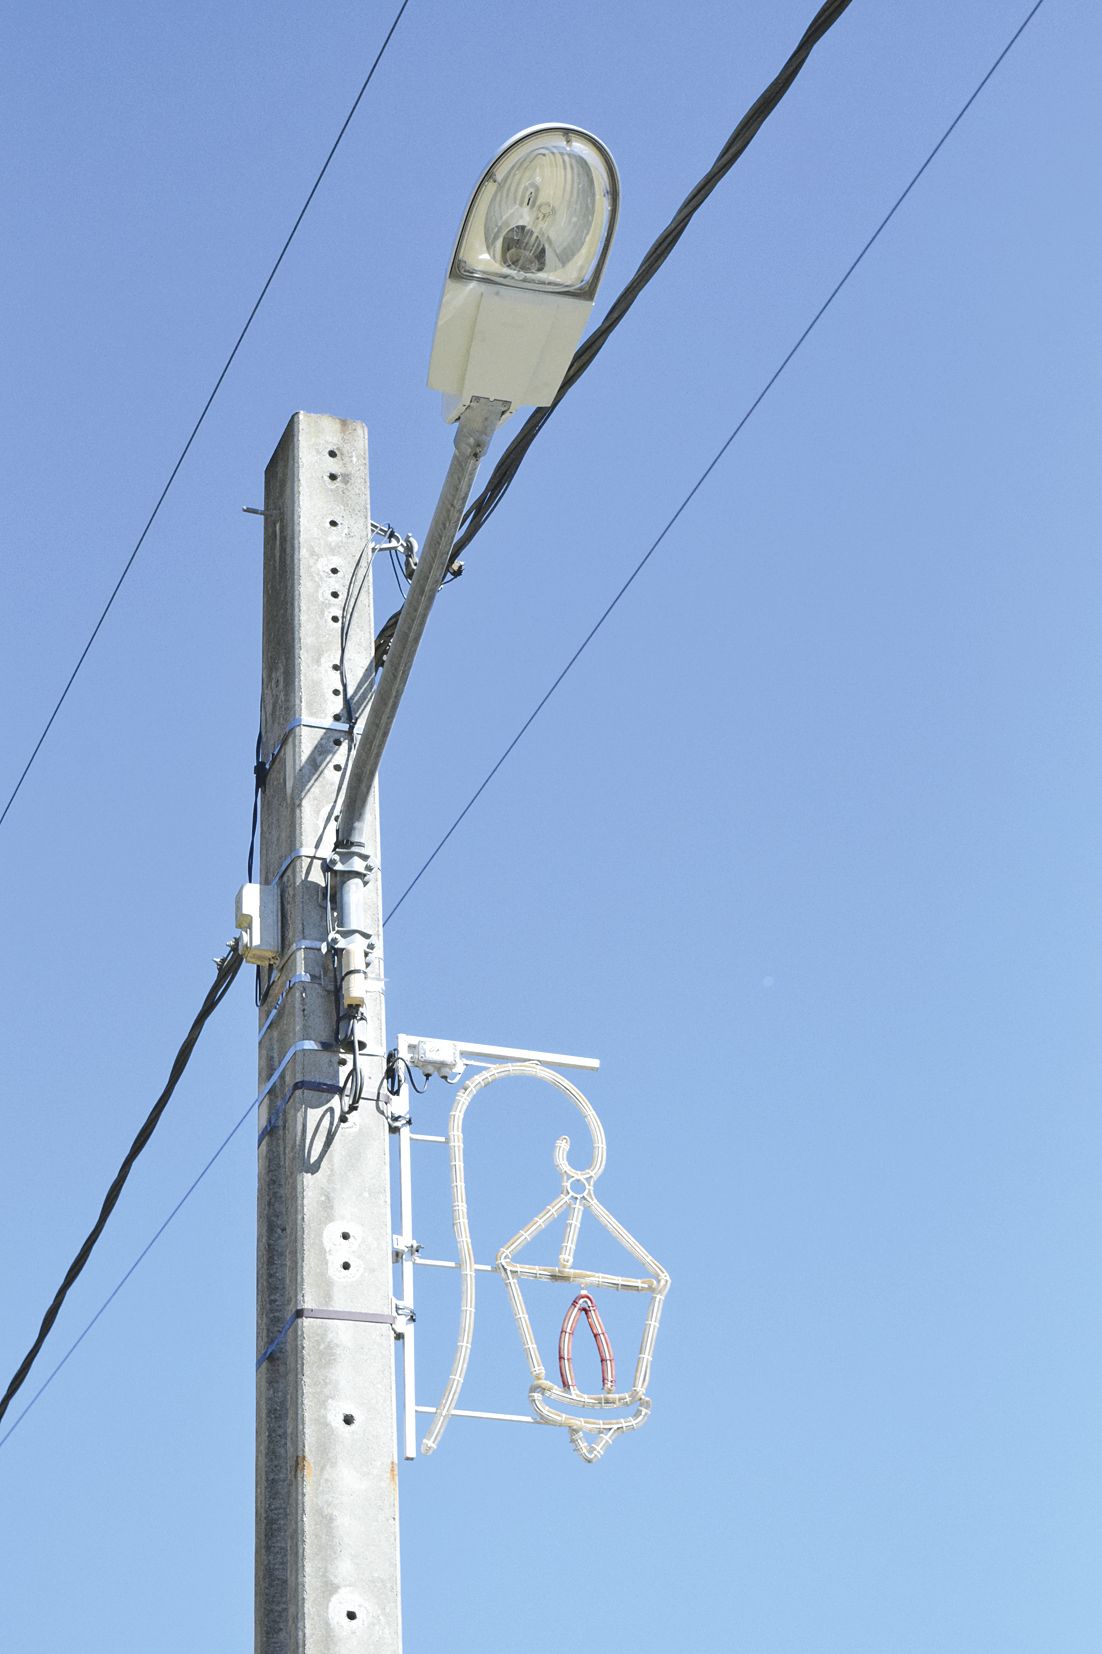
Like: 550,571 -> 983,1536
0,946 -> 244,1427
0,0 -> 1050,1454
451,0 -> 855,561
366,0 -> 856,697
0,0 -> 414,835
384,0 -> 1050,924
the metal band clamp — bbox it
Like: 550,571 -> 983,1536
256,1304 -> 412,1369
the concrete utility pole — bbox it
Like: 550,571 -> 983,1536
255,413 -> 401,1652
242,123 -> 622,1652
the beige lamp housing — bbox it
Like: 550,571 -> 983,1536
428,123 -> 620,420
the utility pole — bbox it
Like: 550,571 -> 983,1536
247,125 -> 619,1653
254,413 -> 401,1652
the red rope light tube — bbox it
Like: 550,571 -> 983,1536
558,1291 -> 616,1394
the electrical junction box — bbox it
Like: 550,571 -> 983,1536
404,1037 -> 463,1082
235,882 -> 280,965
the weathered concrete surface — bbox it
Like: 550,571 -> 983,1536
256,414 -> 400,1653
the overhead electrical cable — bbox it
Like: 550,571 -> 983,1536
0,0 -> 1048,1452
451,0 -> 855,560
0,946 -> 243,1430
384,0 -> 1049,923
365,0 -> 855,686
0,1077 -> 261,1453
0,0 -> 414,834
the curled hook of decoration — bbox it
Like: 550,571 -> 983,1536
419,1061 -> 669,1464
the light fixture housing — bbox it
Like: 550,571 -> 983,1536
428,124 -> 619,420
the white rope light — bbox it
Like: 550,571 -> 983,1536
420,1061 -> 669,1463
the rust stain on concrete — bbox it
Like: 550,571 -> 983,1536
294,1454 -> 313,1480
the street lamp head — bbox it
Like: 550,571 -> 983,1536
428,124 -> 619,421
450,125 -> 617,297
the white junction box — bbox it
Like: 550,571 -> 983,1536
400,1037 -> 464,1082
235,882 -> 281,965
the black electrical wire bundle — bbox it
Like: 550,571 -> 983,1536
0,945 -> 244,1426
367,1 -> 855,682
451,0 -> 854,560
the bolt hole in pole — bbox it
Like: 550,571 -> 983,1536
329,519 -> 339,528
330,565 -> 340,574
328,471 -> 338,481
341,1230 -> 351,1239
343,1413 -> 355,1426
328,449 -> 338,458
346,1611 -> 357,1621
341,1261 -> 351,1271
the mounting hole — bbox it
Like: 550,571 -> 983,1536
328,449 -> 338,458
343,1412 -> 355,1426
328,471 -> 338,481
332,688 -> 341,697
346,1610 -> 357,1621
332,737 -> 342,746
331,614 -> 340,623
341,1231 -> 351,1240
332,663 -> 340,672
330,565 -> 340,574
333,762 -> 343,772
341,1260 -> 351,1271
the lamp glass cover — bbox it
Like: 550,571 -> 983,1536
454,128 -> 616,296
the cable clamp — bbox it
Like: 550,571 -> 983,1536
326,845 -> 374,879
393,1234 -> 422,1261
330,926 -> 376,953
327,843 -> 376,957
377,1093 -> 410,1130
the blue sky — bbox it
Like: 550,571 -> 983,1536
0,2 -> 1098,1649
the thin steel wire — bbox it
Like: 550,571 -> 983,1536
451,0 -> 857,559
0,0 -> 414,832
0,948 -> 244,1429
384,0 -> 1050,925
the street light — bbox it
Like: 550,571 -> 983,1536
428,124 -> 620,420
333,124 -> 620,1013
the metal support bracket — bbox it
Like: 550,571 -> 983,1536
256,1303 -> 411,1369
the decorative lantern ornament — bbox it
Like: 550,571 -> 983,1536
420,1062 -> 669,1464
